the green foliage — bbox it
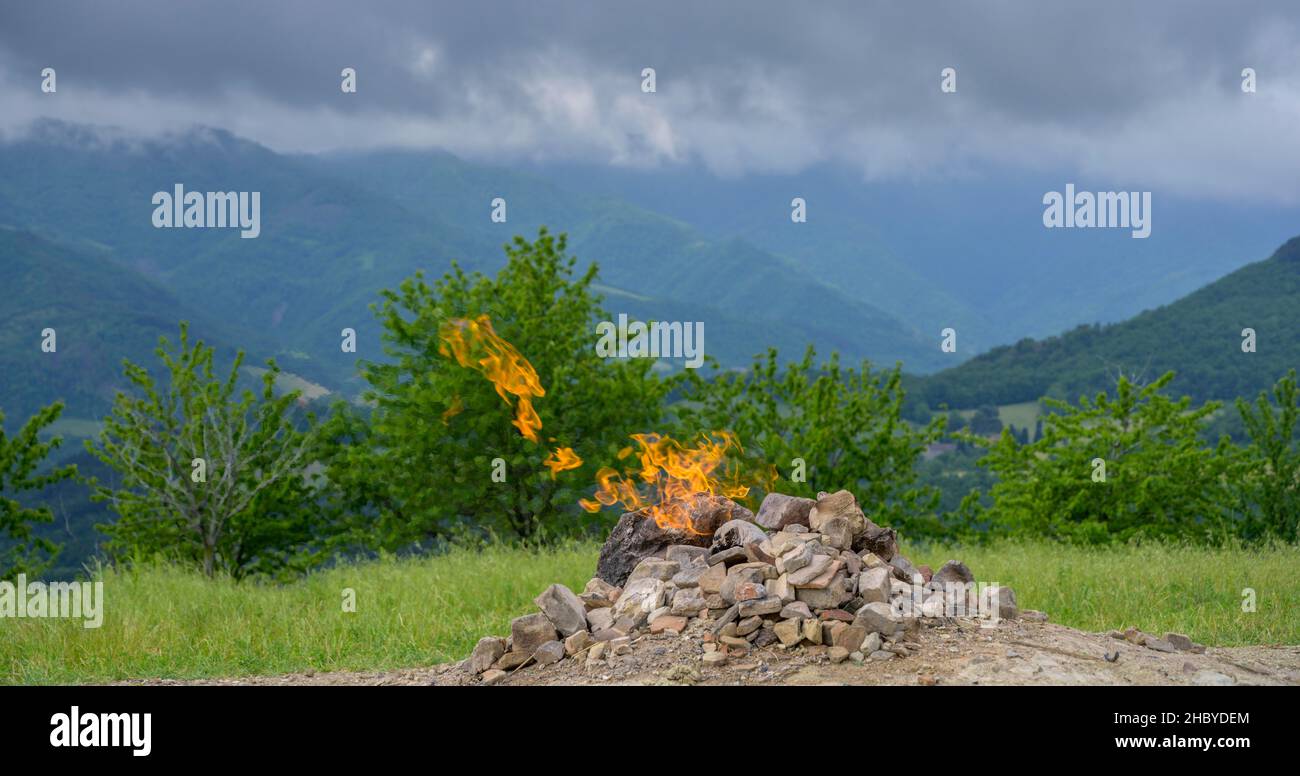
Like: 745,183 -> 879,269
969,405 -> 1003,436
675,346 -> 945,536
959,372 -> 1232,543
0,402 -> 76,578
913,237 -> 1300,410
1227,370 -> 1300,541
322,228 -> 672,546
86,324 -> 327,580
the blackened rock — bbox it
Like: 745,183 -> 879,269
597,512 -> 705,587
853,523 -> 898,562
596,495 -> 754,586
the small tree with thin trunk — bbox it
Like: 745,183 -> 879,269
1,401 -> 76,579
87,324 -> 326,579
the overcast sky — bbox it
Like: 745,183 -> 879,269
2,1 -> 1298,203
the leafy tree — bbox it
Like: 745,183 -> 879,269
959,372 -> 1231,543
87,325 -> 326,579
675,346 -> 945,537
970,405 -> 1003,436
1228,370 -> 1300,541
323,228 -> 672,545
1,402 -> 76,578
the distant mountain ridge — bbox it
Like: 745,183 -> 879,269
0,120 -> 941,423
909,236 -> 1300,409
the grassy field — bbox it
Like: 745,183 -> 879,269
950,401 -> 1041,432
2,540 -> 1296,684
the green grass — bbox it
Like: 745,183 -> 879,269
2,540 -> 1296,684
1,544 -> 598,685
996,401 -> 1041,431
905,540 -> 1298,647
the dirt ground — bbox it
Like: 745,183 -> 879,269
117,614 -> 1300,687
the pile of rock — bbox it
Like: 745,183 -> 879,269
467,489 -> 1018,683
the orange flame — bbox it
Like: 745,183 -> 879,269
543,446 -> 583,479
580,431 -> 764,533
441,394 -> 463,424
438,315 -> 545,442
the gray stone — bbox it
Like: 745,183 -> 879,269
494,650 -> 533,671
853,601 -> 907,637
563,631 -> 594,656
666,544 -> 710,568
858,566 -> 892,604
721,563 -> 774,603
708,547 -> 749,566
794,574 -> 851,610
698,562 -> 728,595
793,560 -> 842,590
862,632 -> 882,654
780,601 -> 813,620
579,592 -> 613,610
586,606 -> 615,633
781,542 -> 815,573
628,558 -> 680,583
470,636 -> 506,674
735,615 -> 763,636
511,612 -> 559,654
533,583 -> 588,636
533,640 -> 566,665
710,519 -> 768,554
820,516 -> 854,550
670,586 -> 707,616
769,532 -> 808,556
808,490 -> 866,537
583,577 -> 620,599
754,492 -> 815,531
612,577 -> 667,620
833,624 -> 868,652
1164,632 -> 1197,652
787,554 -> 834,586
769,573 -> 795,603
932,559 -> 975,586
773,618 -> 803,646
709,603 -> 739,630
1144,637 -> 1177,653
670,564 -> 708,588
737,595 -> 784,617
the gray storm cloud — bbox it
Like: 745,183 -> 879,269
1,0 -> 1298,202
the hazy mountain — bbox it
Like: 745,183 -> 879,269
0,121 -> 943,430
526,162 -> 1300,355
0,227 -> 249,422
305,148 -> 940,369
909,236 -> 1300,410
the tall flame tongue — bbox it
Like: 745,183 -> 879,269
580,431 -> 752,534
438,314 -> 545,442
